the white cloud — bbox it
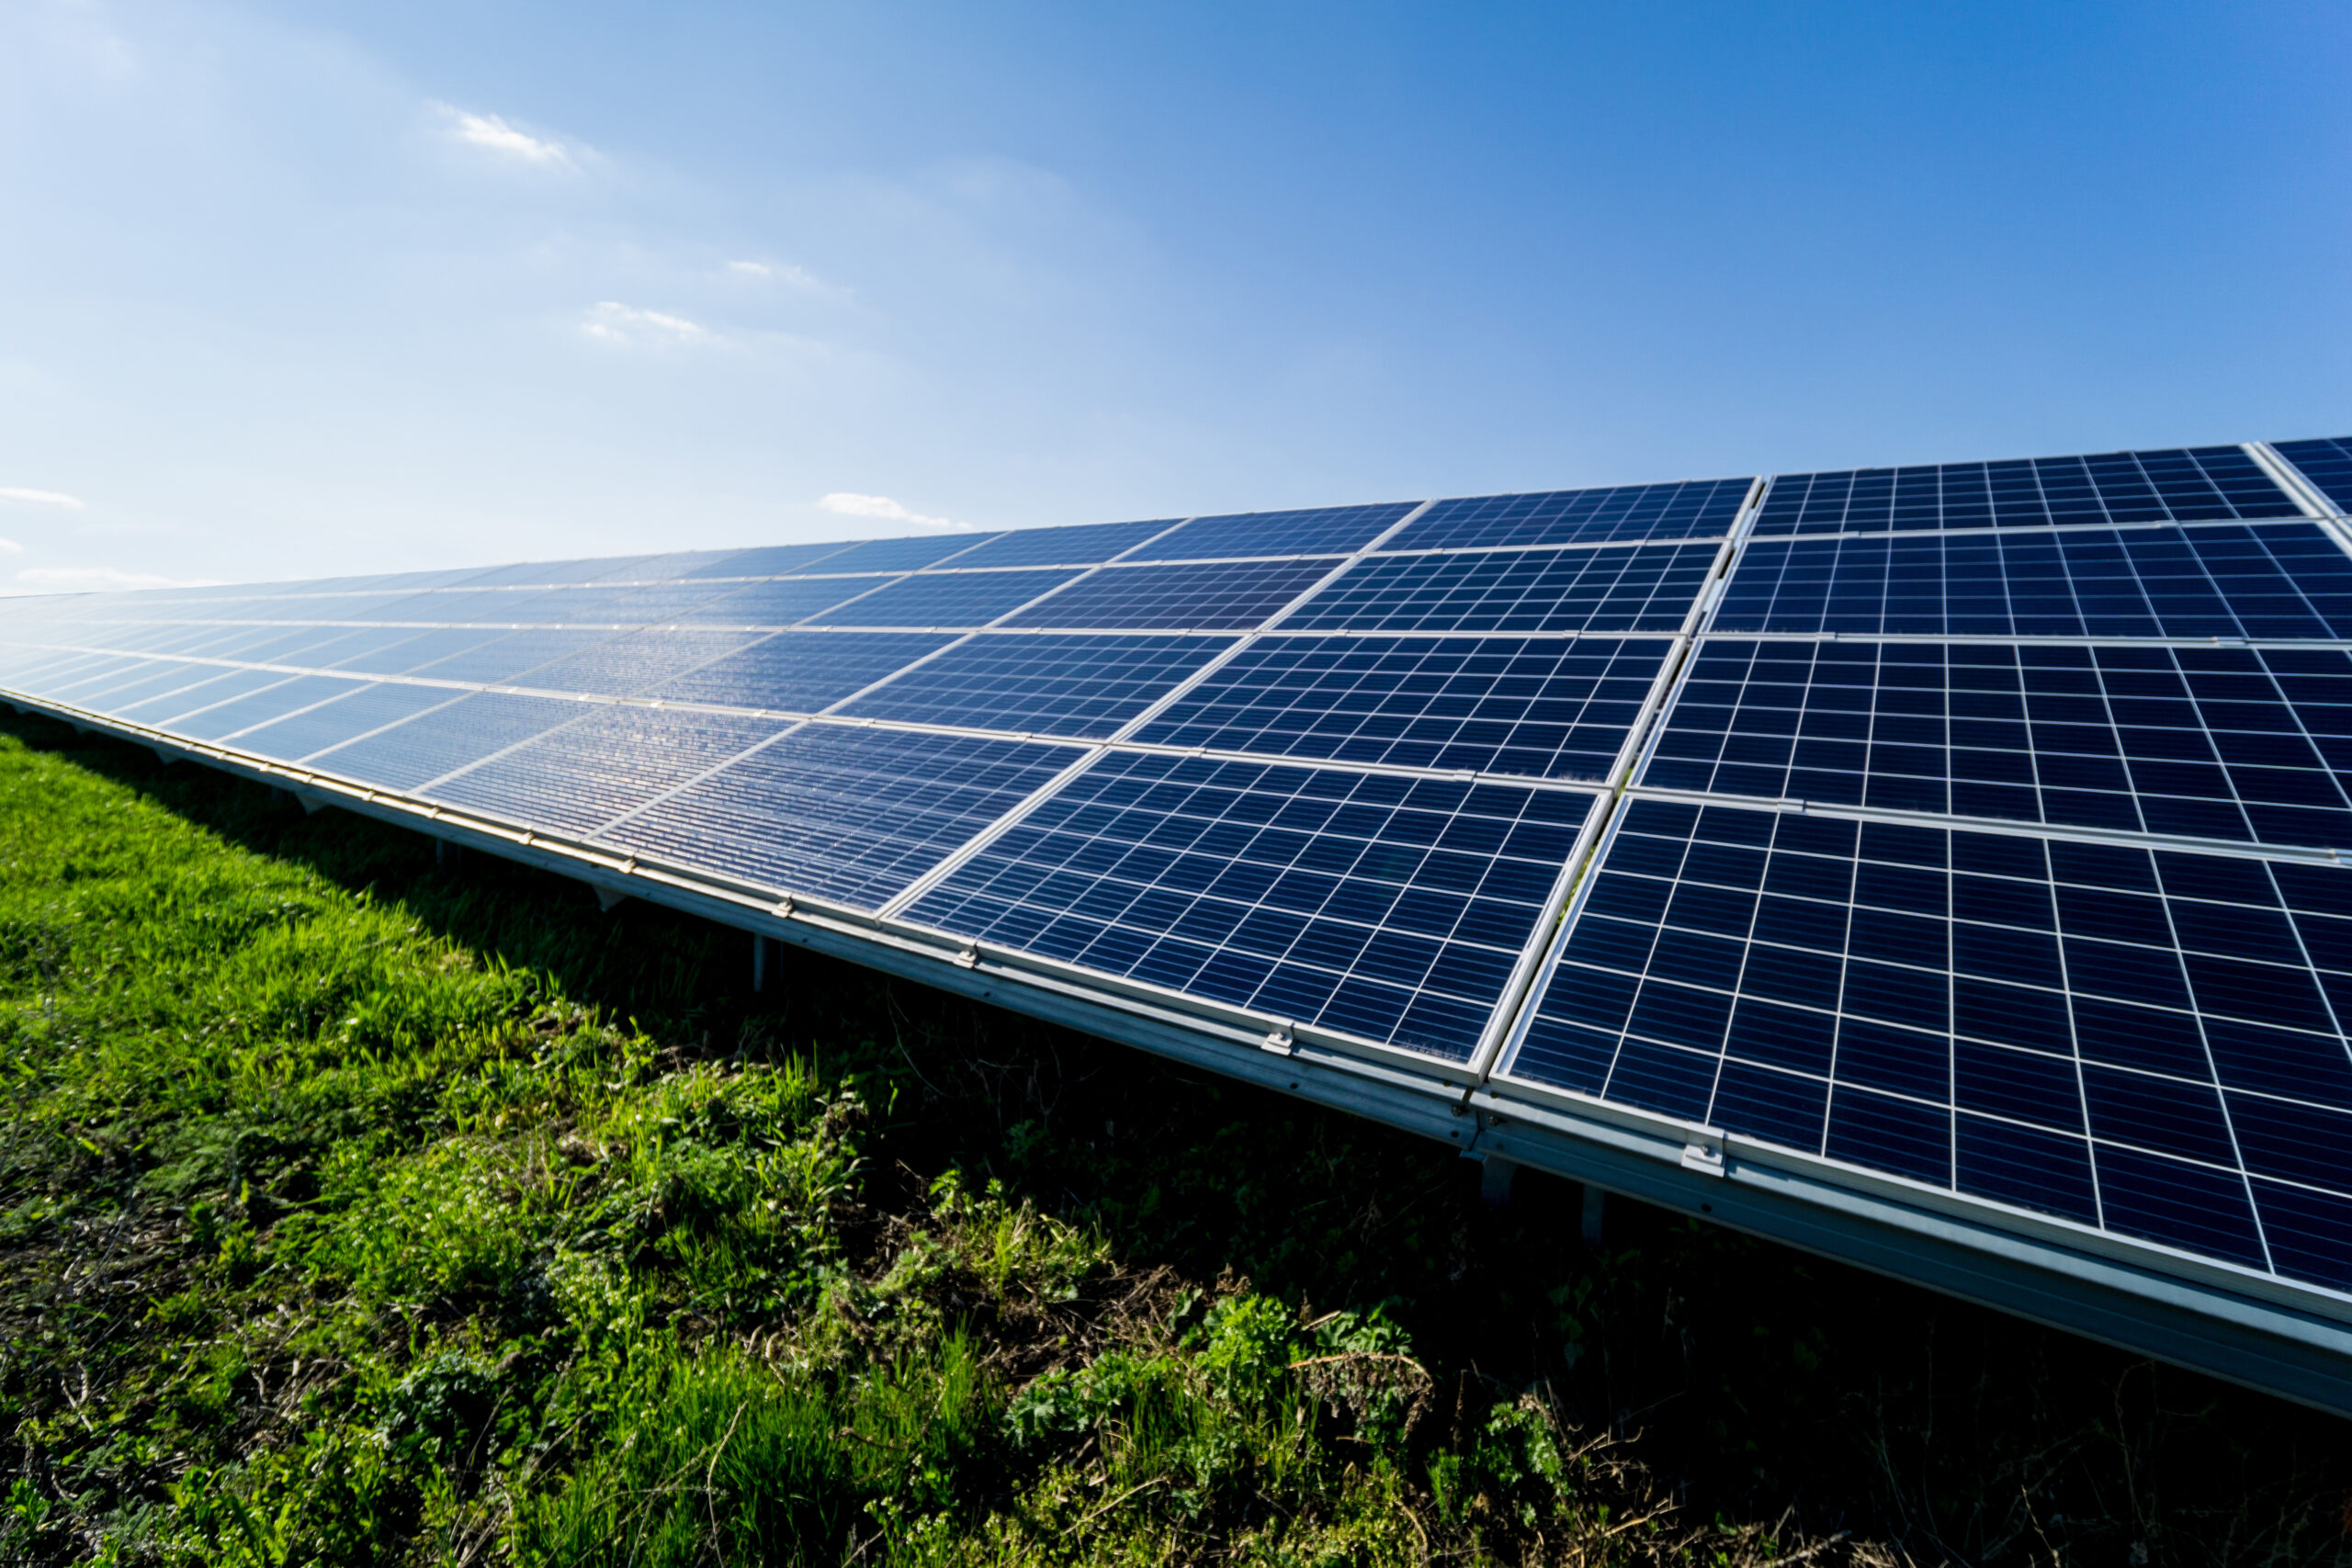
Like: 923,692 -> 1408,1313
726,259 -> 831,292
0,539 -> 22,555
581,301 -> 720,347
16,567 -> 192,593
0,487 -> 85,510
819,492 -> 966,532
434,103 -> 580,169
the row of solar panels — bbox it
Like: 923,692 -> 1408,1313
6,433 -> 2352,1411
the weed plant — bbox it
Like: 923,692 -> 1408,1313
0,710 -> 2345,1565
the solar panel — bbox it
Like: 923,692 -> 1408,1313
904,753 -> 1594,1061
1132,635 -> 1668,781
1644,641 -> 2352,849
805,567 -> 1084,628
841,632 -> 1236,738
2273,436 -> 2352,515
7,437 -> 2352,1413
1386,479 -> 1753,551
1751,446 -> 2300,535
1003,558 -> 1341,630
1121,502 -> 1417,561
810,533 -> 1001,574
1282,543 -> 1718,634
943,518 -> 1180,569
1498,799 -> 2350,1288
1714,524 -> 2352,639
604,723 -> 1083,910
650,632 -> 958,713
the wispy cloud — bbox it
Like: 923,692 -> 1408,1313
0,487 -> 85,510
819,492 -> 966,532
434,103 -> 581,170
726,259 -> 833,293
16,566 -> 191,593
0,539 -> 22,555
581,301 -> 721,348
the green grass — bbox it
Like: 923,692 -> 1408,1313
0,707 -> 2346,1566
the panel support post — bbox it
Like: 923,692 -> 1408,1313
595,885 -> 628,913
1580,1183 -> 1607,1248
752,933 -> 776,994
435,839 -> 464,872
1478,1156 -> 1517,1209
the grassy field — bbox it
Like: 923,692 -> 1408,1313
0,708 -> 2346,1566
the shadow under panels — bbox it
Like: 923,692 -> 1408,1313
1498,797 -> 2352,1293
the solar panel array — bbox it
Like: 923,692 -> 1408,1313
1496,439 -> 2352,1304
5,437 -> 2352,1384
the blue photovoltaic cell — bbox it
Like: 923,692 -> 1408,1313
842,632 -> 1235,738
406,629 -> 621,685
1386,479 -> 1754,552
62,660 -> 216,712
1004,558 -> 1339,631
1124,502 -> 1417,562
1750,447 -> 2299,536
650,631 -> 956,713
587,583 -> 751,625
582,550 -> 742,583
2274,436 -> 2352,515
807,568 -> 1082,628
115,667 -> 291,727
430,705 -> 790,835
1135,635 -> 1667,782
1646,641 -> 2352,849
456,556 -> 656,589
301,626 -> 466,671
811,534 -> 1002,574
36,655 -> 158,702
307,692 -> 585,790
671,576 -> 898,626
1503,798 -> 2352,1290
504,630 -> 763,696
909,752 -> 1593,1060
682,542 -> 855,579
607,722 -> 1080,910
944,518 -> 1180,569
233,682 -> 461,762
332,627 -> 514,677
1283,544 -> 1715,634
181,675 -> 366,742
1714,524 -> 2352,639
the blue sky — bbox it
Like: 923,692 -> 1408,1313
1,0 -> 2345,590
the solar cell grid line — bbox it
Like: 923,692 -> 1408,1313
492,629 -> 766,697
1001,557 -> 1343,631
2262,437 -> 2352,518
804,567 -> 1086,628
424,704 -> 797,838
114,667 -> 294,728
810,532 -> 1004,574
1494,796 -> 2352,1292
1131,635 -> 1672,782
668,575 -> 903,627
1121,502 -> 1419,562
873,503 -> 1441,918
454,555 -> 662,590
1748,446 -> 2301,536
944,516 -> 1188,570
1710,524 -> 2352,640
839,632 -> 1240,739
1383,478 -> 1758,552
650,630 -> 962,714
403,627 -> 630,686
902,750 -> 1600,1064
301,690 -> 592,791
679,541 -> 859,579
1280,541 -> 1720,634
1638,640 -> 2352,852
230,681 -> 467,765
597,721 -> 1087,913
